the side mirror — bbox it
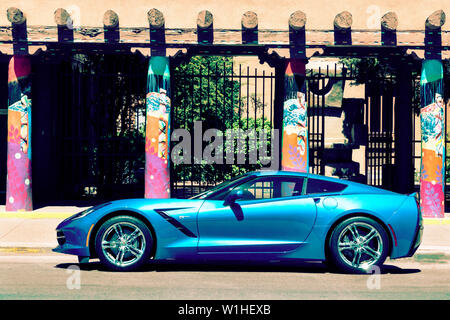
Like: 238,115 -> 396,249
223,189 -> 244,206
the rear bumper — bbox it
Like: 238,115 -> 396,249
387,194 -> 422,259
406,218 -> 423,257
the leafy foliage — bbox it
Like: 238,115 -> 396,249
340,57 -> 396,83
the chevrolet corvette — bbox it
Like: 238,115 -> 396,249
53,171 -> 423,273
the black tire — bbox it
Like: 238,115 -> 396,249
327,216 -> 389,274
95,215 -> 153,271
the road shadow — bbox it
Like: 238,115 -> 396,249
54,260 -> 421,275
380,264 -> 421,275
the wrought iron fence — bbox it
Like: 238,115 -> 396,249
305,62 -> 357,178
3,52 -> 443,204
364,76 -> 396,189
0,56 -> 8,204
170,56 -> 275,198
55,53 -> 147,200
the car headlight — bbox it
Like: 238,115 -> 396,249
67,202 -> 111,221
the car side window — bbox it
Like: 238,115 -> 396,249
306,178 -> 347,194
234,176 -> 305,201
245,180 -> 273,200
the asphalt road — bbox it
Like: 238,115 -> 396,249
0,249 -> 449,300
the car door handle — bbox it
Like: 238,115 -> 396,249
313,198 -> 321,204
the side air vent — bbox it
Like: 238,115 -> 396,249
56,230 -> 66,245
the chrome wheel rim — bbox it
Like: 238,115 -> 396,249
337,222 -> 383,270
101,222 -> 146,268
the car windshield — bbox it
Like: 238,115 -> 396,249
189,174 -> 253,200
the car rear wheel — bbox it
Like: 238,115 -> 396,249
328,216 -> 389,274
95,215 -> 153,271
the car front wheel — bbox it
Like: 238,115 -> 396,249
328,216 -> 389,274
95,215 -> 153,271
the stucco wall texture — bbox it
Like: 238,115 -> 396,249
0,0 -> 448,31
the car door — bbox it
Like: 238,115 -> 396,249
197,175 -> 317,253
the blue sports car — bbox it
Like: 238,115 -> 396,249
53,171 -> 423,273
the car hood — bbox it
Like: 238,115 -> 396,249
104,198 -> 206,212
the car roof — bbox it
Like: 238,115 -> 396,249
250,170 -> 341,182
249,170 -> 397,194
251,170 -> 322,179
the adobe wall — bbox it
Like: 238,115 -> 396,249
0,0 -> 448,31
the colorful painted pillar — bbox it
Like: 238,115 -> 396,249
144,56 -> 171,198
281,59 -> 308,173
419,59 -> 445,218
6,56 -> 33,211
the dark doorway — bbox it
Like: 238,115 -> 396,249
0,55 -> 8,205
32,52 -> 148,204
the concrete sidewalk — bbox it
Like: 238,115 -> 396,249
0,206 -> 87,248
0,205 -> 449,253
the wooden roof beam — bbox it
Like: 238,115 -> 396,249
334,11 -> 352,45
148,8 -> 165,55
103,10 -> 119,43
54,8 -> 74,42
197,10 -> 213,44
288,10 -> 306,59
7,7 -> 28,54
241,11 -> 258,44
381,11 -> 398,46
425,9 -> 446,59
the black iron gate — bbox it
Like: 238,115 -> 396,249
306,72 -> 325,176
0,55 -> 8,204
305,60 -> 408,190
364,76 -> 396,189
53,53 -> 148,201
305,67 -> 329,176
170,55 -> 276,198
20,51 -> 437,204
305,62 -> 354,178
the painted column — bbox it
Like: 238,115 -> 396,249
419,59 -> 445,218
144,56 -> 171,198
6,56 -> 33,211
281,59 -> 308,173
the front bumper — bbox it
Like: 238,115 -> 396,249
52,218 -> 94,257
53,243 -> 90,257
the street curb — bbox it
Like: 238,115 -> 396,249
417,246 -> 450,253
0,247 -> 53,253
0,212 -> 74,219
422,218 -> 450,225
0,242 -> 57,248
